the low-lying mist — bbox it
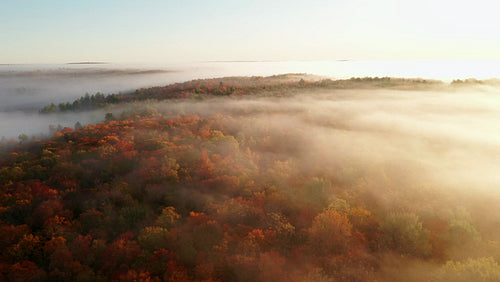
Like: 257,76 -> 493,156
149,88 -> 500,195
0,67 -> 180,138
0,110 -> 106,139
92,86 -> 500,279
0,68 -> 175,111
10,84 -> 500,199
3,81 -> 500,280
149,88 -> 500,278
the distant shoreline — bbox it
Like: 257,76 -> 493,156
67,62 -> 109,65
0,68 -> 174,78
204,59 -> 353,63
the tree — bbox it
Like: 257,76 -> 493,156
6,261 -> 47,281
18,133 -> 28,144
8,234 -> 44,265
156,206 -> 181,229
74,121 -> 83,130
137,226 -> 170,251
105,113 -> 115,122
101,232 -> 141,276
379,212 -> 431,257
41,103 -> 56,113
308,209 -> 352,255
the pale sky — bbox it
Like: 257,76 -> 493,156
1,0 -> 499,64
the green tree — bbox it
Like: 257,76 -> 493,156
105,113 -> 115,122
74,121 -> 83,130
18,133 -> 28,143
379,212 -> 431,257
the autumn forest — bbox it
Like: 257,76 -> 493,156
1,75 -> 500,281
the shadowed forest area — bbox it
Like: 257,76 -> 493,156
1,75 -> 500,281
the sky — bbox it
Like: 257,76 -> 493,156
1,0 -> 500,64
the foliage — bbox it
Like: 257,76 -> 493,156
39,75 -> 443,113
0,75 -> 495,281
436,257 -> 500,281
379,212 -> 431,257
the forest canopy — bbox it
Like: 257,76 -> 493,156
2,75 -> 500,281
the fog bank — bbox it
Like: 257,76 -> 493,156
148,88 -> 500,198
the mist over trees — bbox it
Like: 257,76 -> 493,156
1,76 -> 500,281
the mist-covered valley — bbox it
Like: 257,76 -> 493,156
2,71 -> 500,280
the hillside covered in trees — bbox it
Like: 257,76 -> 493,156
2,75 -> 500,281
39,74 -> 442,113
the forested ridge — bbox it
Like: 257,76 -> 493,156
1,76 -> 500,281
39,75 -> 441,113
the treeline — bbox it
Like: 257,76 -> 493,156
451,78 -> 500,85
40,92 -> 120,113
40,75 -> 442,113
2,105 -> 499,281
